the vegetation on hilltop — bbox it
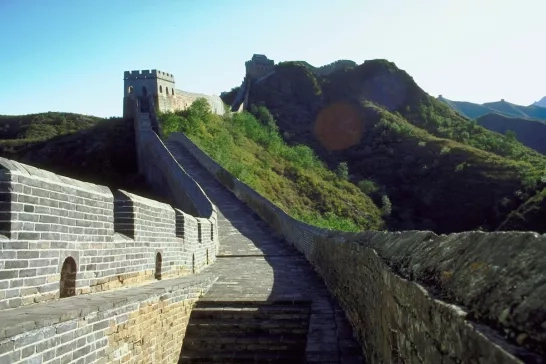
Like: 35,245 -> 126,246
0,114 -> 161,201
159,99 -> 384,232
228,58 -> 546,233
279,60 -> 358,77
0,112 -> 102,141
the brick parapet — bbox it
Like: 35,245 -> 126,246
0,155 -> 217,310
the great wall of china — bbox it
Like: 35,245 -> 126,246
0,55 -> 544,363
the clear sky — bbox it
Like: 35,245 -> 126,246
0,0 -> 544,117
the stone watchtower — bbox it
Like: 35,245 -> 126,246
123,70 -> 176,118
245,54 -> 275,81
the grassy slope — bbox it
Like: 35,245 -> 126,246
242,59 -> 546,233
0,114 -> 162,201
159,100 -> 384,232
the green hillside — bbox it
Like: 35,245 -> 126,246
159,99 -> 384,232
0,114 -> 160,201
229,59 -> 546,233
0,112 -> 103,140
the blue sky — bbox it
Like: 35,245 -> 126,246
0,0 -> 544,117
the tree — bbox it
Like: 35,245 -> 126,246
505,130 -> 517,142
381,195 -> 392,217
358,179 -> 378,194
336,162 -> 349,180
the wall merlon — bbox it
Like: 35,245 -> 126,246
0,149 -> 218,311
123,69 -> 175,82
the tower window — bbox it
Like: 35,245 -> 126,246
166,87 -> 169,96
127,86 -> 133,94
172,88 -> 174,96
155,252 -> 162,280
159,85 -> 163,93
60,257 -> 77,298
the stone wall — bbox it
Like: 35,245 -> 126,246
0,273 -> 216,363
122,69 -> 225,118
168,131 -> 546,363
145,91 -> 225,117
0,156 -> 217,310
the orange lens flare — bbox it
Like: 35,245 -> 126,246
314,102 -> 364,151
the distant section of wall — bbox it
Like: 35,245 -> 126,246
123,69 -> 225,118
168,132 -> 546,363
131,96 -> 217,220
245,54 -> 275,81
0,273 -> 216,363
175,90 -> 225,115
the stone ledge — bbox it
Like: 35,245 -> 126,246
0,157 -> 112,197
0,272 -> 217,341
115,189 -> 174,211
357,230 -> 546,356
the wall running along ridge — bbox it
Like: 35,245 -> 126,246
168,131 -> 546,364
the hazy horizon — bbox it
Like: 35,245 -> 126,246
1,0 -> 544,118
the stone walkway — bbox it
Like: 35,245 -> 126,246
166,140 -> 365,363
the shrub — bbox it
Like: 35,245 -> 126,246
336,162 -> 349,180
358,179 -> 379,194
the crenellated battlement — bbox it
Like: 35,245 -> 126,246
0,156 -> 218,310
124,69 -> 175,82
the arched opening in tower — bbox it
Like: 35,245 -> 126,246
60,257 -> 77,298
155,252 -> 162,280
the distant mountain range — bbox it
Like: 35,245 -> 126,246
533,96 -> 546,108
437,96 -> 546,155
438,96 -> 546,121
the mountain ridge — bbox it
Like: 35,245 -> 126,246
533,96 -> 546,108
438,96 -> 546,120
226,58 -> 546,233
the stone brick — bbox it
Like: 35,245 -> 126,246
19,269 -> 37,278
17,231 -> 42,240
0,270 -> 18,279
0,341 -> 14,355
16,251 -> 39,259
21,344 -> 36,358
56,321 -> 78,335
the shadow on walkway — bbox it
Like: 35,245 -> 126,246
166,140 -> 364,363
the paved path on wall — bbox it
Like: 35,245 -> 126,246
165,140 -> 365,363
